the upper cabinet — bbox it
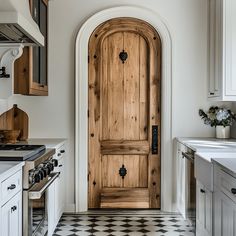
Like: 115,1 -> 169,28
208,0 -> 236,101
14,0 -> 48,96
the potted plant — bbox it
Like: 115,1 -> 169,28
199,106 -> 236,138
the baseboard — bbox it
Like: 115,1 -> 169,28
64,203 -> 76,213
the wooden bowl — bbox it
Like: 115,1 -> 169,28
0,130 -> 21,144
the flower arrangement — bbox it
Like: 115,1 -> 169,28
199,106 -> 236,127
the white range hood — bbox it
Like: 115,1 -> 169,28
0,0 -> 44,46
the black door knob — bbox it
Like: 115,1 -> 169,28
231,188 -> 236,194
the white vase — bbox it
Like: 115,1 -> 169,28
216,126 -> 230,139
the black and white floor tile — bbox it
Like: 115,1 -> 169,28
53,211 -> 195,236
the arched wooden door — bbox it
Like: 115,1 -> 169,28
88,18 -> 161,209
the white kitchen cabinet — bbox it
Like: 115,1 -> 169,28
0,163 -> 24,236
1,192 -> 22,236
213,163 -> 236,235
195,155 -> 213,236
47,144 -> 66,236
208,0 -> 236,101
214,189 -> 236,236
196,181 -> 212,236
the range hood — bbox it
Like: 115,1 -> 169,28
0,0 -> 44,46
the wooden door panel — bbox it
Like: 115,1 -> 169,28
123,155 -> 148,188
124,32 -> 140,140
102,155 -> 123,188
89,18 -> 161,209
106,33 -> 124,140
101,188 -> 149,208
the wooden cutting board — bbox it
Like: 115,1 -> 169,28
0,104 -> 29,141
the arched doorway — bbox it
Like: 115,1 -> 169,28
88,18 -> 161,209
75,6 -> 173,212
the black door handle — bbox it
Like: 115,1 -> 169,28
152,125 -> 158,154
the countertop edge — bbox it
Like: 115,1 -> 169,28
0,161 -> 25,182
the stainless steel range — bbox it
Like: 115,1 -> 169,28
0,144 -> 58,236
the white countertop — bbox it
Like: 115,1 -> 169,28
0,161 -> 24,181
17,138 -> 67,149
177,137 -> 236,176
196,152 -> 236,162
212,158 -> 236,178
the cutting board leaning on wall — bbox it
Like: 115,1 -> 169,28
0,104 -> 29,141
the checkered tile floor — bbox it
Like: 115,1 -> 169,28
53,211 -> 195,236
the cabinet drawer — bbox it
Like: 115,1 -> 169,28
214,165 -> 236,203
1,171 -> 22,205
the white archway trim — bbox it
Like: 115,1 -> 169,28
75,6 -> 173,212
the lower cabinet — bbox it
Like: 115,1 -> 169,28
214,189 -> 236,236
1,192 -> 22,236
196,181 -> 212,236
47,145 -> 66,236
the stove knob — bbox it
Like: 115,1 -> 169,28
47,163 -> 54,172
38,170 -> 44,180
42,167 -> 49,177
41,168 -> 48,177
52,159 -> 58,167
34,173 -> 41,183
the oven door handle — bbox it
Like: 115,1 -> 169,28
182,151 -> 194,162
28,172 -> 60,200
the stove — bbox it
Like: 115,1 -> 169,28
0,144 -> 58,236
0,144 -> 46,161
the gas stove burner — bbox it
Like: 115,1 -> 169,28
0,144 -> 46,152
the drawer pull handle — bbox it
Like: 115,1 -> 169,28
200,189 -> 205,193
7,184 -> 16,190
57,153 -> 62,157
60,150 -> 65,153
59,164 -> 63,167
231,188 -> 236,194
11,206 -> 17,212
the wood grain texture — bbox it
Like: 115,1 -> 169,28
88,18 -> 161,209
101,140 -> 149,155
0,104 -> 28,141
100,188 -> 149,208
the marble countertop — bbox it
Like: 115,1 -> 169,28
0,161 -> 24,181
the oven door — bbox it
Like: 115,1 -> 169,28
23,172 -> 60,236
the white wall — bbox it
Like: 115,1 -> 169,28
0,0 -> 233,211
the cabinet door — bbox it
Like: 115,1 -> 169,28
214,189 -> 236,236
196,181 -> 212,236
1,192 -> 22,236
54,156 -> 65,223
225,0 -> 236,96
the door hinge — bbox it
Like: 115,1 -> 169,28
87,174 -> 89,182
87,110 -> 89,118
88,55 -> 90,63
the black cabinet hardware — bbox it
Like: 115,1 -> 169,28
7,184 -> 16,190
119,165 -> 127,179
200,189 -> 205,193
231,188 -> 236,194
11,206 -> 17,212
